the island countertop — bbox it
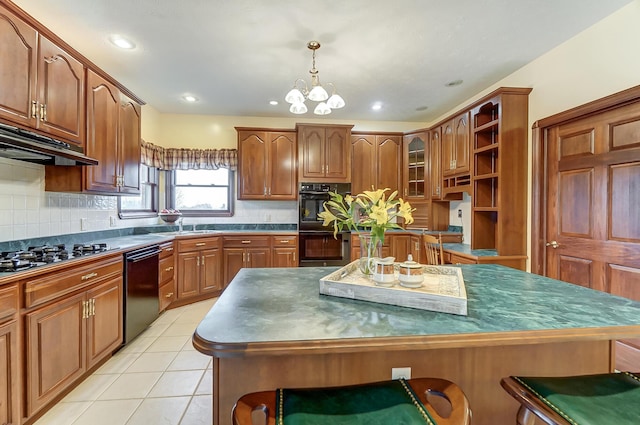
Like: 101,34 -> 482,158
193,264 -> 640,356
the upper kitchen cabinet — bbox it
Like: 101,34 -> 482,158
441,111 -> 471,198
45,70 -> 141,195
0,5 -> 84,146
351,132 -> 402,195
402,131 -> 426,199
297,124 -> 353,183
236,128 -> 297,200
428,128 -> 443,200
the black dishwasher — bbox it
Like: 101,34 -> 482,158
124,245 -> 161,344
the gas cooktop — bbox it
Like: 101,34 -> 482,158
0,243 -> 112,273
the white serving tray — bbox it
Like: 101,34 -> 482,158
319,260 -> 467,315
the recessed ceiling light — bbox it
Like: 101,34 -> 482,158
182,95 -> 198,102
445,79 -> 463,87
109,35 -> 136,50
269,100 -> 278,106
371,102 -> 383,111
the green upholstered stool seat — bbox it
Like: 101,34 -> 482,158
232,377 -> 471,425
501,372 -> 640,425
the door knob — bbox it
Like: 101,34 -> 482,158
545,240 -> 559,249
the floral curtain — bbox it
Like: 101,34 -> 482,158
140,140 -> 237,171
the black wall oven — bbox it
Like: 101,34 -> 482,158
298,183 -> 351,267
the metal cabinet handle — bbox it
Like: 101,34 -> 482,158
164,247 -> 174,252
241,240 -> 251,244
196,257 -> 200,266
545,240 -> 560,249
164,266 -> 174,272
40,103 -> 47,121
81,272 -> 98,281
82,300 -> 88,319
280,240 -> 290,244
247,253 -> 251,263
91,298 -> 96,316
195,242 -> 206,246
31,100 -> 38,118
165,292 -> 174,298
201,255 -> 205,266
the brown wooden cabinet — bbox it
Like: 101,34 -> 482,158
441,112 -> 471,197
0,5 -> 84,145
350,233 -> 391,260
402,131 -> 427,199
44,70 -> 142,195
236,128 -> 297,200
351,132 -> 402,195
470,88 -> 531,256
0,284 -> 19,425
272,235 -> 298,267
297,124 -> 353,182
176,237 -> 222,301
158,241 -> 176,312
390,234 -> 411,262
223,236 -> 271,285
23,255 -> 123,417
428,128 -> 443,200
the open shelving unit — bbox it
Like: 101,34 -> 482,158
470,88 -> 531,255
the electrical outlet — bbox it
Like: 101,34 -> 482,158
458,209 -> 463,218
265,213 -> 272,222
80,218 -> 88,231
110,216 -> 117,227
391,367 -> 411,380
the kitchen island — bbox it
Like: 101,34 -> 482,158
193,265 -> 640,425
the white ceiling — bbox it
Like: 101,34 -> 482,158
11,0 -> 633,123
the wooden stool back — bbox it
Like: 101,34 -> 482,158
423,233 -> 444,265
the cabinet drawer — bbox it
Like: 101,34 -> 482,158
24,256 -> 123,309
159,256 -> 175,283
448,253 -> 477,265
272,236 -> 297,246
159,280 -> 176,311
0,284 -> 18,324
223,236 -> 270,248
177,237 -> 220,252
159,241 -> 175,259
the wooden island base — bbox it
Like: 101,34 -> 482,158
211,340 -> 611,425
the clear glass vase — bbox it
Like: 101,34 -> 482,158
358,233 -> 382,275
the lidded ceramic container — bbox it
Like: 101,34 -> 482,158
372,256 -> 396,286
398,254 -> 423,288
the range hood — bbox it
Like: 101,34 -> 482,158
0,122 -> 98,166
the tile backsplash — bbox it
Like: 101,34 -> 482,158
0,158 -> 298,243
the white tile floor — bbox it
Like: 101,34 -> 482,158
35,298 -> 218,425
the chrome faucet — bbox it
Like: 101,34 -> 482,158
177,217 -> 184,233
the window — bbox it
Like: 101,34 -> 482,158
118,164 -> 159,218
167,168 -> 234,216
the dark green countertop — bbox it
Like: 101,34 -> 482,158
193,265 -> 640,356
442,243 -> 499,257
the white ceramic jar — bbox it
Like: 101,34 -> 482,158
398,255 -> 423,288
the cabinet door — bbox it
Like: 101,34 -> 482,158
402,133 -> 426,199
441,120 -> 455,176
247,247 -> 270,269
26,293 -> 86,416
268,131 -> 297,199
86,70 -> 119,193
0,320 -> 18,425
177,252 -> 200,299
37,35 -> 84,145
86,277 -> 123,369
273,248 -> 297,267
351,134 -> 376,195
238,130 -> 268,199
223,248 -> 245,286
325,126 -> 350,181
200,248 -> 222,293
410,235 -> 422,263
429,129 -> 442,199
118,95 -> 141,194
0,6 -> 38,127
453,112 -> 470,174
390,235 -> 411,262
376,135 -> 402,195
299,126 -> 326,179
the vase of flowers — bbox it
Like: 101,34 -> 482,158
318,188 -> 414,275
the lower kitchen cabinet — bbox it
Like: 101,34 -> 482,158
350,233 -> 391,260
272,235 -> 298,267
0,284 -> 19,425
176,237 -> 223,302
223,236 -> 271,285
158,241 -> 176,312
23,255 -> 123,418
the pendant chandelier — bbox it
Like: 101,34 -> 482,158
285,41 -> 345,115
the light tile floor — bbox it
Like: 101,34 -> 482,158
35,298 -> 218,425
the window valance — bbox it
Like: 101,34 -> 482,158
141,140 -> 237,171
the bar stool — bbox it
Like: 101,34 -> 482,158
501,372 -> 640,425
232,377 -> 471,425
